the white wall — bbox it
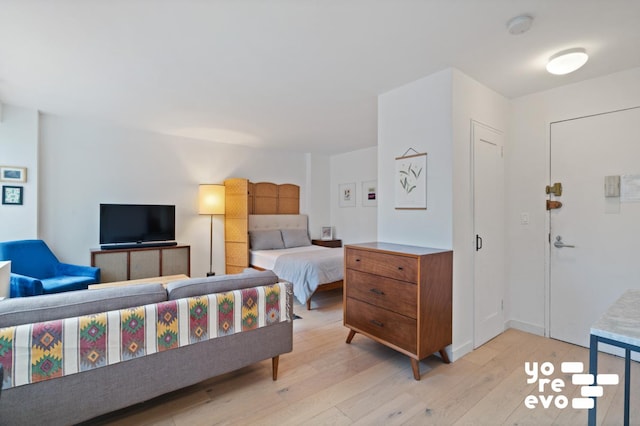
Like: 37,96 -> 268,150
306,153 -> 331,240
0,105 -> 39,241
330,147 -> 377,244
37,114 -> 314,277
451,69 -> 510,357
378,69 -> 453,248
507,67 -> 640,335
377,68 -> 509,360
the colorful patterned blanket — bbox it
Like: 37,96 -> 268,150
0,282 -> 290,390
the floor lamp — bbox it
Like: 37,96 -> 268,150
198,184 -> 225,276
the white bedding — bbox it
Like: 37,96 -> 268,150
251,245 -> 344,305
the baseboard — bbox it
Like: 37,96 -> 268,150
505,319 -> 545,336
451,340 -> 474,362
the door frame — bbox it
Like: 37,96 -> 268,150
471,119 -> 505,348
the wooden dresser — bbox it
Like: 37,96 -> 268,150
343,242 -> 453,380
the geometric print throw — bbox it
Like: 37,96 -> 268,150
0,282 -> 290,390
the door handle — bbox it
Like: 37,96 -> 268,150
476,234 -> 483,251
554,236 -> 575,248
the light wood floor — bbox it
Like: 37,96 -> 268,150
90,289 -> 638,425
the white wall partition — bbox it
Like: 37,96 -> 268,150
378,69 -> 454,248
37,114 -> 313,277
305,153 -> 331,240
451,70 -> 509,356
0,105 -> 39,241
330,146 -> 377,244
377,68 -> 508,360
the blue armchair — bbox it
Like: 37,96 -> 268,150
0,239 -> 100,297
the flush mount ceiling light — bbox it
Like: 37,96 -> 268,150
546,48 -> 589,75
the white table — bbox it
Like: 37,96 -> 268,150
589,289 -> 640,426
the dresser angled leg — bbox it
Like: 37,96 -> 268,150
411,358 -> 421,380
439,348 -> 451,364
346,329 -> 357,343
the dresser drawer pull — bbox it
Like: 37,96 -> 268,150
369,319 -> 384,328
397,266 -> 403,270
355,258 -> 361,262
369,288 -> 385,296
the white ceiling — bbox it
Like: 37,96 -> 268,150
1,1 -> 639,155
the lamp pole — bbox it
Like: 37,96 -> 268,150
207,214 -> 215,276
199,184 -> 225,277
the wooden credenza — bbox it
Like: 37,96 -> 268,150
91,244 -> 190,283
343,242 -> 453,380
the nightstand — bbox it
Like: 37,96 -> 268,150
312,239 -> 342,248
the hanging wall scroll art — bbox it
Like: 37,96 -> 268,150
395,149 -> 427,210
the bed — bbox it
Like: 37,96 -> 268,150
248,214 -> 344,309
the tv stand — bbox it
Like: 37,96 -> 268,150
100,241 -> 178,250
91,244 -> 190,283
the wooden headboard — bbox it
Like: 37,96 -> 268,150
253,182 -> 300,214
224,178 -> 300,274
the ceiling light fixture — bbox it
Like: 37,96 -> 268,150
546,48 -> 589,75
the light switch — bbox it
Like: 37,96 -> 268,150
520,212 -> 530,225
604,175 -> 620,197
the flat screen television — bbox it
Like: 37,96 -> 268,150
100,204 -> 176,249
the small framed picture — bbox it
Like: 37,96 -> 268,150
339,182 -> 356,207
362,180 -> 377,207
0,166 -> 27,183
321,226 -> 333,240
2,186 -> 23,205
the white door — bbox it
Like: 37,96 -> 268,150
549,107 -> 640,348
473,122 -> 505,348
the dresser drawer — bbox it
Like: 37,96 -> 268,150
346,248 -> 417,282
345,297 -> 417,354
346,269 -> 417,319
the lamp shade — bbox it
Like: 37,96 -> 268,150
198,184 -> 225,215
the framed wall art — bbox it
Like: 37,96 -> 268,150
0,166 -> 27,183
395,150 -> 427,209
339,182 -> 356,207
2,185 -> 23,205
321,226 -> 333,240
362,180 -> 377,207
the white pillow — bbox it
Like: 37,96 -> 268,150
281,229 -> 311,248
249,230 -> 284,250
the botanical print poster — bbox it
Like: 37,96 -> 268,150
339,182 -> 356,207
395,152 -> 427,209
